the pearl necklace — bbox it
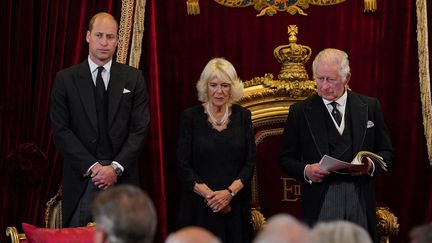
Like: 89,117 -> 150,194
206,102 -> 229,126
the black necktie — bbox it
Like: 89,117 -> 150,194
330,101 -> 342,126
96,66 -> 105,98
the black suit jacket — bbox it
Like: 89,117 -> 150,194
50,60 -> 150,226
279,91 -> 393,242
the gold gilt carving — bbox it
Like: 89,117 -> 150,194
186,0 -> 377,17
186,0 -> 378,16
214,0 -> 310,16
274,25 -> 312,82
363,0 -> 377,12
376,207 -> 399,243
238,25 -> 316,123
308,0 -> 345,5
251,207 -> 266,232
186,0 -> 200,15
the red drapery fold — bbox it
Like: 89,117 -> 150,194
0,1 -> 123,242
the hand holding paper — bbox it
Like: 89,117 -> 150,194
319,151 -> 387,174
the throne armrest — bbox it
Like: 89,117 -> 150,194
376,206 -> 399,243
6,227 -> 27,243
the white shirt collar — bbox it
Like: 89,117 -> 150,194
88,57 -> 112,74
322,90 -> 348,134
322,90 -> 348,107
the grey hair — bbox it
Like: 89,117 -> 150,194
312,48 -> 350,81
92,185 -> 157,243
196,57 -> 244,103
311,220 -> 372,243
253,213 -> 312,243
410,222 -> 432,243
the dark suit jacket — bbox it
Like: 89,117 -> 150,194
50,60 -> 150,226
279,91 -> 393,242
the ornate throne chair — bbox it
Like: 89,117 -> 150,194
238,25 -> 399,243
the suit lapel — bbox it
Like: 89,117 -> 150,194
348,92 -> 368,154
304,94 -> 329,157
75,61 -> 98,132
107,62 -> 125,128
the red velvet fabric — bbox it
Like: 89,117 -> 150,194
0,1 -> 119,242
22,223 -> 94,243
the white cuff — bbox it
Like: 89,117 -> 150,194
112,161 -> 124,173
304,164 -> 313,184
84,162 -> 100,177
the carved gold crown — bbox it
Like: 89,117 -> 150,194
238,25 -> 316,123
273,25 -> 312,82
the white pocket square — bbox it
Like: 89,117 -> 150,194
367,120 -> 374,128
123,88 -> 131,94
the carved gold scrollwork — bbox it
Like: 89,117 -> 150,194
186,0 -> 377,16
186,0 -> 201,15
376,207 -> 399,243
308,0 -> 345,5
251,207 -> 266,232
214,0 -> 310,16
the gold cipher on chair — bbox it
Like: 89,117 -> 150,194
238,25 -> 399,242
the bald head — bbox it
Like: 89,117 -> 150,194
253,214 -> 312,243
88,12 -> 118,32
165,227 -> 221,243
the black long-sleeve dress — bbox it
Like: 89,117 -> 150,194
177,104 -> 256,243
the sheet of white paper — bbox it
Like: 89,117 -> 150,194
319,155 -> 363,171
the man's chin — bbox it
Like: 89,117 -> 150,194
320,94 -> 337,101
96,53 -> 112,61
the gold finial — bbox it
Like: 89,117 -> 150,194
288,25 -> 298,43
364,0 -> 377,12
273,25 -> 312,82
187,0 -> 200,15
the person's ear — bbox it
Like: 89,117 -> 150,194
344,72 -> 351,86
86,30 -> 91,43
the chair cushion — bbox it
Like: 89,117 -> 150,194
22,223 -> 94,243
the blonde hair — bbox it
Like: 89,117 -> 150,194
312,48 -> 350,81
196,58 -> 244,103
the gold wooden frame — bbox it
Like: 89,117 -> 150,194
416,0 -> 432,166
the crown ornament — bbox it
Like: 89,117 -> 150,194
238,24 -> 316,124
273,25 -> 312,82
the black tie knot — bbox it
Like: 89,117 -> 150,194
96,66 -> 105,97
330,102 -> 342,126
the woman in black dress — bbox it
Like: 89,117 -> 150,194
177,58 -> 256,243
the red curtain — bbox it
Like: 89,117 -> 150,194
144,1 -> 432,243
1,0 -> 113,241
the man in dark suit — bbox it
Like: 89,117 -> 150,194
279,48 -> 393,242
50,12 -> 149,227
